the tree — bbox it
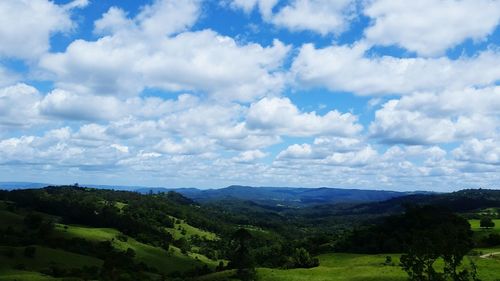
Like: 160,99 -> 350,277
229,228 -> 256,281
286,248 -> 319,269
399,206 -> 474,281
480,217 -> 495,229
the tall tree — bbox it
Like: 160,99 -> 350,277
230,228 -> 256,281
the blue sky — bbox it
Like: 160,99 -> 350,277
0,0 -> 499,191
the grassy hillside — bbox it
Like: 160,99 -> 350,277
0,245 -> 102,269
53,223 -> 217,273
167,216 -> 218,241
0,245 -> 102,281
0,269 -> 59,281
0,196 -> 222,280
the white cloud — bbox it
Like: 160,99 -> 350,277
229,0 -> 355,35
95,0 -> 199,37
0,66 -> 19,87
155,138 -> 216,155
272,0 -> 355,35
94,7 -> 133,36
233,149 -> 268,163
39,89 -> 125,121
364,0 -> 500,56
291,43 -> 500,96
0,0 -> 86,60
453,139 -> 500,165
246,97 -> 362,136
369,87 -> 500,145
277,143 -> 313,159
0,84 -> 42,128
136,0 -> 200,36
369,99 -> 498,145
228,0 -> 279,18
277,137 -> 377,167
111,144 -> 129,154
41,0 -> 290,101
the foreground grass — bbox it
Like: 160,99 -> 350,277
200,252 -> 500,281
258,254 -> 406,281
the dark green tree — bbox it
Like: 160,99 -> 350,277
230,228 -> 256,281
399,206 -> 474,281
480,217 -> 494,229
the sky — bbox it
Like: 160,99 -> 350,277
0,0 -> 499,191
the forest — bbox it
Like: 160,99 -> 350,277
0,186 -> 499,281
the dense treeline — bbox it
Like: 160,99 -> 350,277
3,186 -> 230,247
335,205 -> 472,253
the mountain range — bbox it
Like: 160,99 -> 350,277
0,182 -> 432,207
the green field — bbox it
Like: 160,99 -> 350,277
469,219 -> 500,232
0,246 -> 102,281
0,269 -> 59,281
167,216 -> 218,241
53,223 -> 218,274
200,252 -> 500,281
0,206 -> 220,279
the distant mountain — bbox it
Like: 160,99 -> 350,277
135,185 -> 431,207
0,182 -> 49,190
1,182 -> 432,207
340,188 -> 500,215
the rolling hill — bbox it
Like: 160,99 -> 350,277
135,185 -> 431,207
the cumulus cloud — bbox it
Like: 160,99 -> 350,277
41,0 -> 290,101
272,0 -> 356,35
364,0 -> 500,56
246,97 -> 362,137
277,136 -> 377,167
1,0 -> 499,190
229,0 -> 356,35
232,150 -> 268,163
155,137 -> 216,155
291,43 -> 500,96
39,90 -> 125,121
0,0 -> 86,60
0,84 -> 43,128
369,98 -> 498,145
453,139 -> 500,165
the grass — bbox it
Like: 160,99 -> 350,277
167,216 -> 218,241
469,219 -> 500,245
257,253 -> 407,281
199,252 -> 500,281
0,269 -> 60,281
0,210 -> 24,229
469,219 -> 500,232
53,223 -> 217,274
0,246 -> 101,275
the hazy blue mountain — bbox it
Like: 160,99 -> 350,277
135,185 -> 429,207
0,182 -> 49,190
1,182 -> 430,207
